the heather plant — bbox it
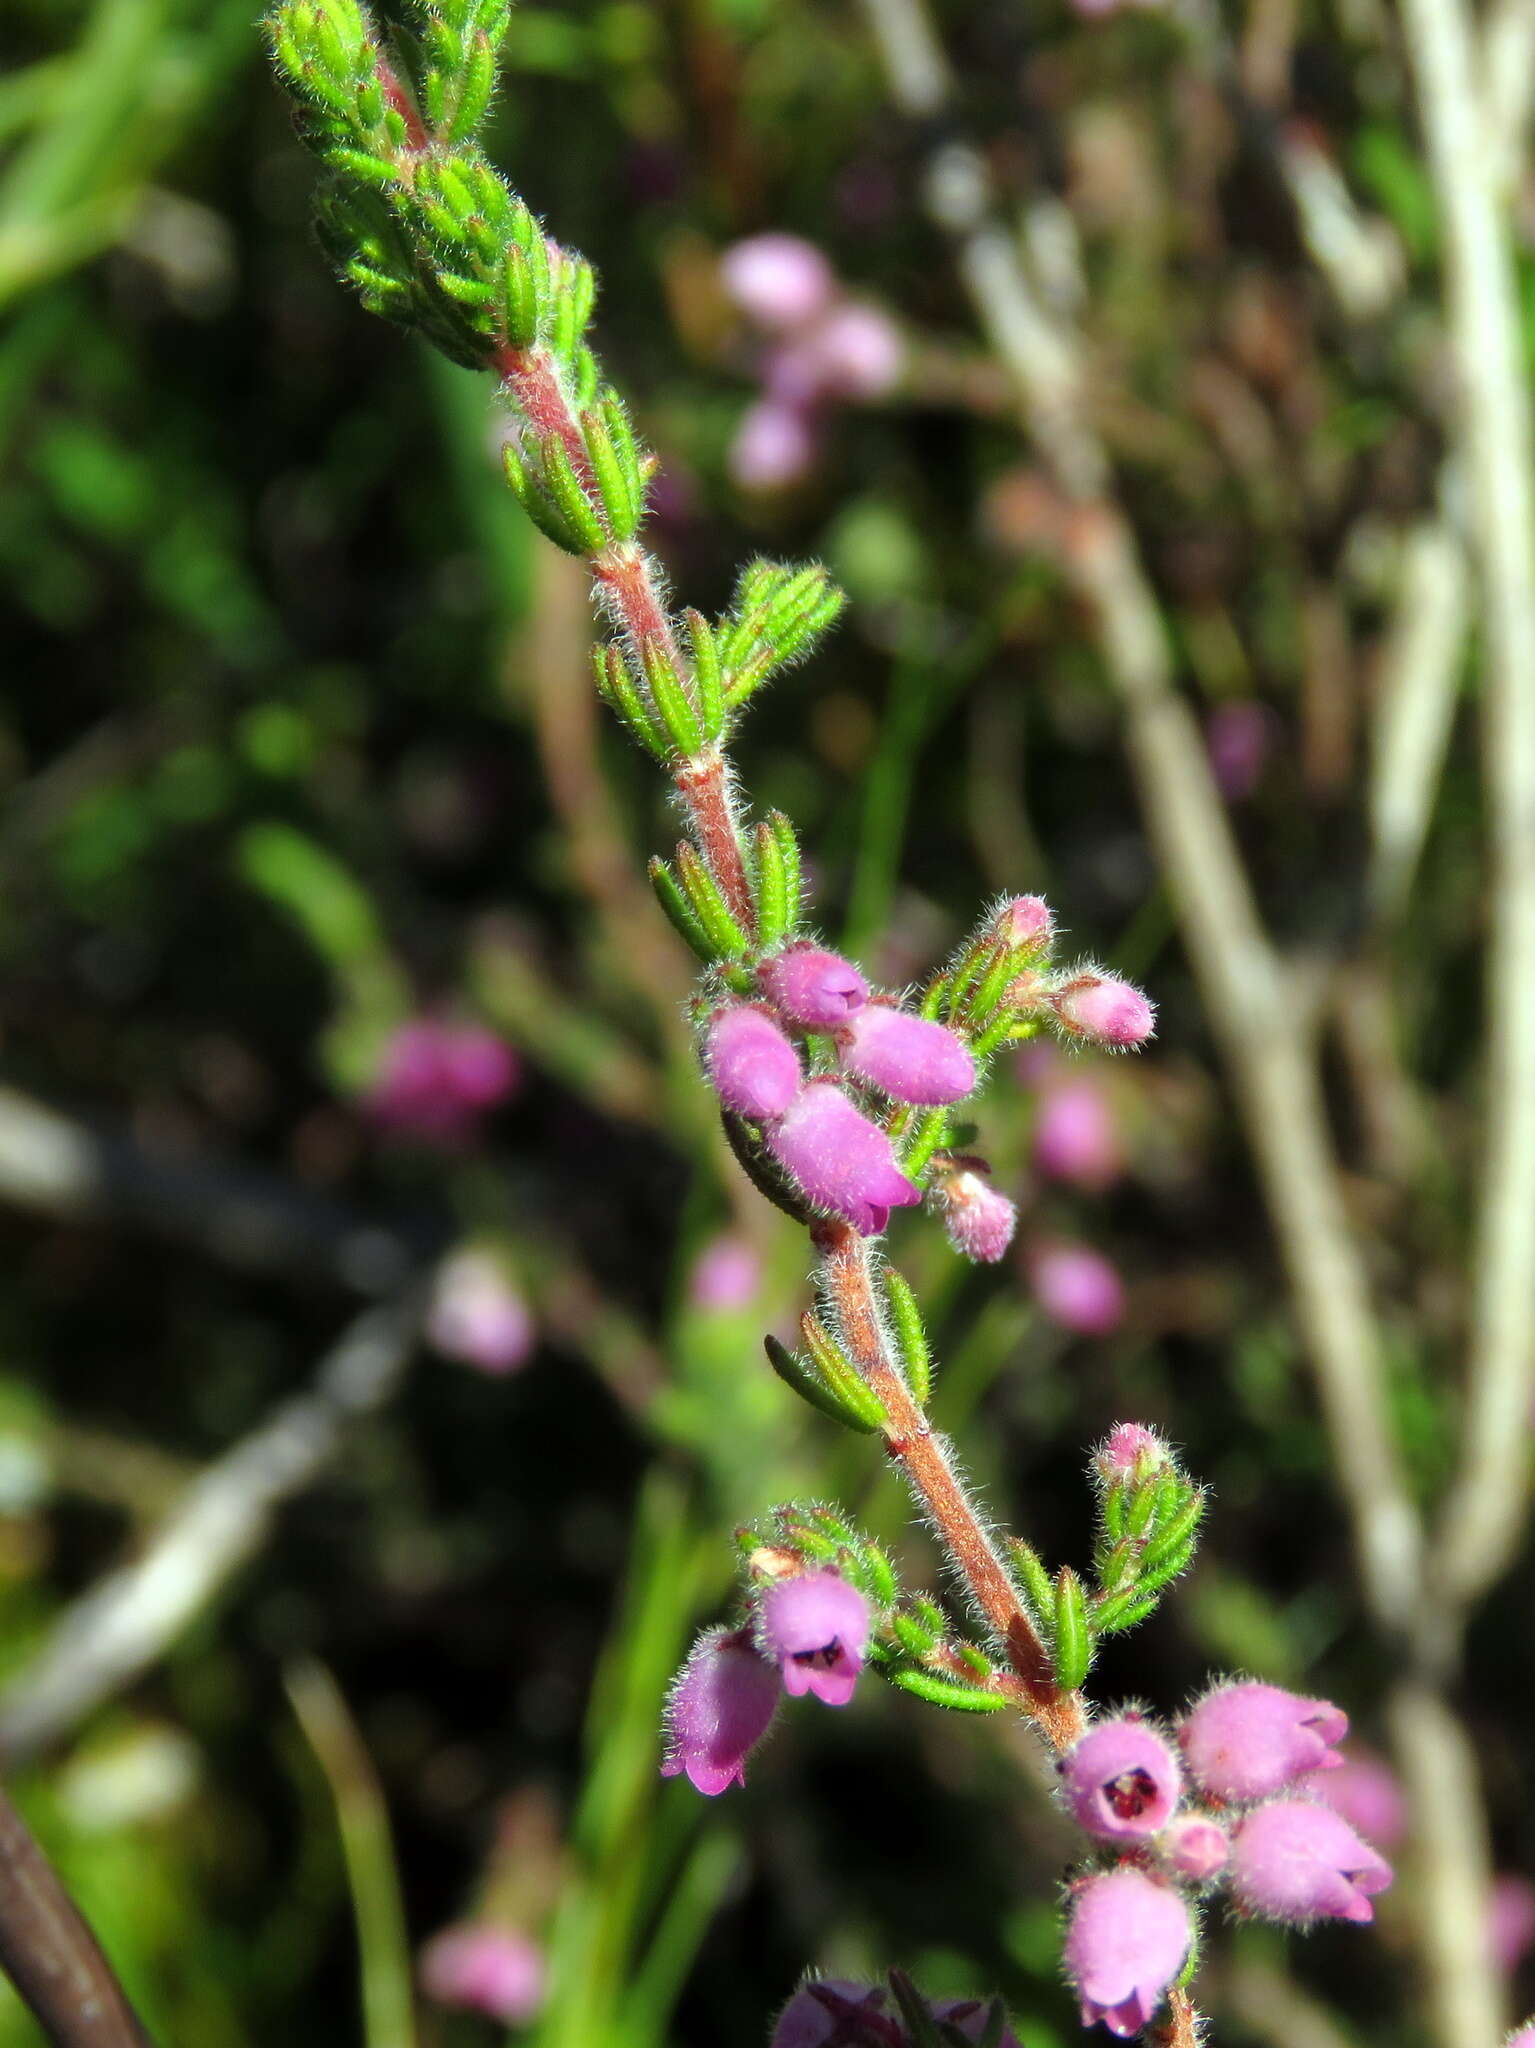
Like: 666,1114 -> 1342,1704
254,5 -> 1401,2039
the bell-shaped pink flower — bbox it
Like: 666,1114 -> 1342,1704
765,1080 -> 920,1235
1298,1749 -> 1406,1849
1050,972 -> 1156,1049
932,1161 -> 1017,1263
1160,1812 -> 1230,1881
704,1004 -> 802,1121
758,944 -> 869,1030
840,1004 -> 975,1105
661,1628 -> 779,1795
1033,1079 -> 1121,1188
1064,1867 -> 1190,2039
1061,1716 -> 1183,1841
1027,1242 -> 1125,1336
419,1925 -> 545,2025
1180,1680 -> 1348,1802
757,1570 -> 870,1706
721,233 -> 836,331
1230,1798 -> 1393,1924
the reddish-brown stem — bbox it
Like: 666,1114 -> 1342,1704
1151,1987 -> 1204,2045
673,752 -> 756,937
814,1219 -> 1085,1749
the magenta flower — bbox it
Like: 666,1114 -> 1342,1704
1180,1681 -> 1348,1802
758,944 -> 869,1030
427,1251 -> 535,1375
1061,1717 -> 1183,1841
757,1570 -> 870,1706
932,1158 -> 1017,1263
1033,1078 -> 1121,1189
1230,1798 -> 1393,1924
721,233 -> 836,331
1095,1422 -> 1170,1483
1161,1812 -> 1230,1881
705,1004 -> 802,1121
661,1628 -> 780,1795
364,1018 -> 520,1144
419,1925 -> 545,2025
688,1233 -> 763,1313
1050,972 -> 1156,1050
839,1004 -> 975,1105
765,1080 -> 920,1235
1027,1242 -> 1125,1336
730,397 -> 818,490
1063,1868 -> 1191,2039
1298,1749 -> 1406,1849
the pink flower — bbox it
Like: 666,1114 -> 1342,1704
765,1080 -> 920,1236
1299,1749 -> 1406,1849
721,233 -> 836,331
804,303 -> 904,399
839,1004 -> 975,1105
1095,1422 -> 1170,1483
1230,1798 -> 1393,1924
1063,1868 -> 1190,2039
1050,972 -> 1156,1050
427,1251 -> 535,1375
1490,1875 -> 1535,1973
704,1004 -> 802,1121
419,1925 -> 545,2025
688,1233 -> 762,1313
1507,2027 -> 1535,2047
995,895 -> 1055,952
758,944 -> 869,1030
1161,1812 -> 1230,1881
1027,1243 -> 1125,1336
757,1570 -> 870,1706
729,398 -> 818,490
1061,1716 -> 1183,1841
935,1162 -> 1018,1263
364,1019 -> 520,1144
661,1628 -> 780,1795
770,1981 -> 886,2048
1180,1681 -> 1348,1803
1033,1079 -> 1121,1188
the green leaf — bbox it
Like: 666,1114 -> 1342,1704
1009,1540 -> 1054,1627
639,638 -> 705,756
1052,1566 -> 1091,1689
889,1609 -> 938,1658
535,431 -> 607,555
593,645 -> 667,760
763,1336 -> 883,1435
647,856 -> 714,961
1141,1488 -> 1205,1572
884,1669 -> 1008,1712
1092,1586 -> 1160,1635
881,1268 -> 931,1406
676,844 -> 749,960
800,1313 -> 888,1431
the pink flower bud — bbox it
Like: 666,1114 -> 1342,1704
934,1161 -> 1018,1263
1490,1875 -> 1535,1973
765,1080 -> 920,1236
1050,972 -> 1156,1050
758,944 -> 869,1030
1033,1079 -> 1121,1188
1027,1242 -> 1125,1336
1230,1798 -> 1393,1924
757,1569 -> 870,1706
1061,1716 -> 1183,1841
1179,1681 -> 1348,1802
419,1925 -> 545,2025
721,233 -> 836,331
995,895 -> 1055,952
427,1251 -> 536,1375
1161,1812 -> 1230,1881
1063,1867 -> 1191,2039
729,398 -> 818,490
804,302 -> 904,399
1095,1422 -> 1170,1484
704,1004 -> 802,1121
1298,1749 -> 1406,1849
661,1628 -> 779,1795
688,1233 -> 763,1313
840,1004 -> 975,1105
365,1019 -> 521,1144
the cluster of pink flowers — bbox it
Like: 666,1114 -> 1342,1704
720,233 -> 905,489
363,1016 -> 520,1145
1059,1681 -> 1392,2036
771,1978 -> 1021,2048
661,1569 -> 872,1795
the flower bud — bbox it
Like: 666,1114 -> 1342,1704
1063,1867 -> 1191,2040
427,1251 -> 535,1375
1179,1681 -> 1348,1802
1230,1798 -> 1393,1924
1094,1422 -> 1170,1485
1050,971 -> 1156,1050
661,1628 -> 779,1795
1060,1716 -> 1182,1841
756,1569 -> 870,1706
1032,1078 -> 1121,1188
932,1159 -> 1017,1263
1298,1749 -> 1406,1848
721,233 -> 836,331
1027,1242 -> 1125,1336
839,1004 -> 975,1105
1160,1812 -> 1230,1881
758,944 -> 869,1030
765,1080 -> 920,1236
704,1004 -> 802,1121
994,894 -> 1054,953
419,1925 -> 545,2025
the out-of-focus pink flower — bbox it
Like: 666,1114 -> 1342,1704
721,233 -> 836,331
704,1004 -> 802,1121
758,944 -> 868,1030
766,1080 -> 920,1236
1064,1868 -> 1190,2039
1050,972 -> 1156,1050
1027,1242 -> 1125,1336
839,1004 -> 975,1105
930,1999 -> 1023,2046
935,1161 -> 1018,1263
756,1570 -> 870,1706
364,1019 -> 520,1144
1206,700 -> 1276,802
1033,1077 -> 1122,1188
1490,1875 -> 1535,1974
804,303 -> 904,399
1506,2025 -> 1535,2047
419,1925 -> 545,2025
1230,1799 -> 1393,1924
1299,1749 -> 1406,1849
1061,1716 -> 1183,1841
729,398 -> 819,490
428,1251 -> 535,1375
1180,1681 -> 1348,1803
688,1233 -> 762,1313
661,1628 -> 779,1795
